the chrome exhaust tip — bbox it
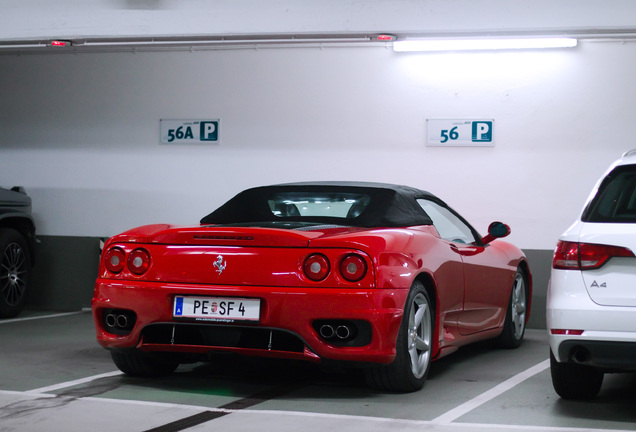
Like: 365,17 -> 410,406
336,325 -> 351,340
319,325 -> 335,339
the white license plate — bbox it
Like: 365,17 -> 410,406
173,296 -> 260,322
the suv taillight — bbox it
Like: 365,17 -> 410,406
552,240 -> 635,270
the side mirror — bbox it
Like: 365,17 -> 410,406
481,221 -> 511,245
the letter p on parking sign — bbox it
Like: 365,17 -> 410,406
200,121 -> 219,142
472,121 -> 492,143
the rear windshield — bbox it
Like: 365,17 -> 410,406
582,165 -> 636,223
268,192 -> 370,219
200,184 -> 434,228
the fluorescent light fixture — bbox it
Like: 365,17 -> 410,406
0,36 -> 373,52
393,37 -> 578,52
82,36 -> 371,47
0,43 -> 47,49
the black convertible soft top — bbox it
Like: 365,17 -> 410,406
200,182 -> 438,228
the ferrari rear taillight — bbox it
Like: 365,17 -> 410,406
552,241 -> 635,270
104,247 -> 125,273
303,252 -> 370,283
340,254 -> 367,282
128,248 -> 151,275
304,254 -> 330,281
103,246 -> 151,275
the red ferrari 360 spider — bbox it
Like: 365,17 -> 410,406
92,182 -> 531,392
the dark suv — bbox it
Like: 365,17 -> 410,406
0,186 -> 36,318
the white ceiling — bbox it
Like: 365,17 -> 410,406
2,0 -> 636,44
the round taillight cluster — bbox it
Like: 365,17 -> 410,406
104,247 -> 151,275
127,248 -> 151,275
340,254 -> 367,282
304,254 -> 330,281
104,247 -> 126,273
303,253 -> 368,283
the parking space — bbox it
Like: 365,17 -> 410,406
1,311 -> 635,432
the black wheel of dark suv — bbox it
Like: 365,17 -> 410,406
0,228 -> 31,318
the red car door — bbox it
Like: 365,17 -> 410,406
451,243 -> 512,335
417,199 -> 510,335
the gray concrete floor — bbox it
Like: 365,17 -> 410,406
1,311 -> 635,432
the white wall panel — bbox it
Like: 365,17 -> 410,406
1,41 -> 634,249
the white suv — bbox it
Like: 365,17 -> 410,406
547,150 -> 636,399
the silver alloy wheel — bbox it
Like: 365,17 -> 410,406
511,272 -> 527,340
408,292 -> 432,379
1,242 -> 27,306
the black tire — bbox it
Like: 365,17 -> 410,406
495,267 -> 527,349
550,349 -> 603,399
365,281 -> 433,392
111,350 -> 179,377
0,228 -> 31,318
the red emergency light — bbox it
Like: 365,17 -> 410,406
376,34 -> 396,42
50,40 -> 72,47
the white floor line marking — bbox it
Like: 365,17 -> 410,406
444,422 -> 636,432
432,358 -> 550,424
83,396 -> 234,413
4,375 -> 634,432
24,370 -> 123,395
239,410 -> 636,432
0,389 -> 57,398
57,397 -> 636,432
0,311 -> 84,324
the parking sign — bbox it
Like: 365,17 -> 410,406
427,119 -> 494,147
160,119 -> 220,144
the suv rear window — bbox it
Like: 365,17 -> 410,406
582,165 -> 636,223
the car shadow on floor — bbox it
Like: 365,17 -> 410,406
106,336 -> 516,401
552,372 -> 636,424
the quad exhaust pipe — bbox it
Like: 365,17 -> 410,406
104,309 -> 135,333
314,319 -> 371,347
106,313 -> 130,329
319,323 -> 354,341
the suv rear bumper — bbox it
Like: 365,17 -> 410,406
547,270 -> 636,366
555,339 -> 636,371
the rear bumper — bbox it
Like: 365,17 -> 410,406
547,269 -> 636,369
92,279 -> 408,365
555,339 -> 636,371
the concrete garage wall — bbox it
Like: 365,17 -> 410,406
2,1 -> 636,328
28,237 -> 101,311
